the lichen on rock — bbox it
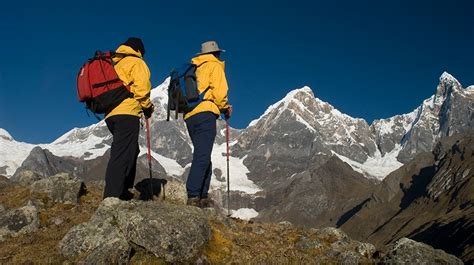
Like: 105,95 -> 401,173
59,197 -> 211,263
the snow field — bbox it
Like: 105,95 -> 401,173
231,208 -> 259,220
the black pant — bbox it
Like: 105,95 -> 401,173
103,115 -> 140,199
185,112 -> 217,198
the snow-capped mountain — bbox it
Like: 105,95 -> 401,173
2,72 -> 472,180
238,72 -> 473,234
0,129 -> 36,176
1,71 -> 472,217
233,72 -> 473,185
373,72 -> 474,164
235,87 -> 386,184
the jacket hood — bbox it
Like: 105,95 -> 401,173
191,54 -> 225,69
115,45 -> 143,59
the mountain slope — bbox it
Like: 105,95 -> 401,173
256,155 -> 376,228
339,132 -> 474,263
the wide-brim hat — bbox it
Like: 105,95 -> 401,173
197,40 -> 226,55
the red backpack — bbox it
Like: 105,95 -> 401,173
77,51 -> 137,115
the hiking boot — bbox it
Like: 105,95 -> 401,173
186,197 -> 201,207
200,197 -> 216,208
119,190 -> 135,201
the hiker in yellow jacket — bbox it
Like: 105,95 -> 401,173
103,37 -> 154,200
185,41 -> 232,207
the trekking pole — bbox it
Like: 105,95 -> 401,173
226,119 -> 231,216
145,118 -> 154,200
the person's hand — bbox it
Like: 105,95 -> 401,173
224,105 -> 232,120
143,104 -> 154,119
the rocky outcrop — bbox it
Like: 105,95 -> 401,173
0,177 -> 466,264
382,238 -> 463,265
59,198 -> 211,263
159,178 -> 187,204
11,170 -> 43,186
0,201 -> 39,242
59,208 -> 131,264
30,173 -> 86,204
297,227 -> 377,264
0,175 -> 10,189
12,147 -> 78,179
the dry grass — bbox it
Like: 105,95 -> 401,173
0,184 -> 102,264
0,182 -> 361,264
203,219 -> 334,264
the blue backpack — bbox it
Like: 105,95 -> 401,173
167,62 -> 209,120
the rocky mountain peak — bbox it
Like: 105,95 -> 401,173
435,72 -> 463,102
247,86 -> 315,127
247,85 -> 360,130
52,121 -> 108,145
439,71 -> 458,84
289,86 -> 315,103
377,72 -> 473,164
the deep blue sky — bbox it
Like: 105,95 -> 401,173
0,0 -> 473,144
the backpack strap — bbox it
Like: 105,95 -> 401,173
193,61 -> 211,98
85,106 -> 102,121
108,53 -> 138,92
111,52 -> 143,66
196,61 -> 208,68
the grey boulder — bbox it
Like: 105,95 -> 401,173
382,238 -> 463,265
0,201 -> 39,242
296,227 -> 376,264
30,172 -> 86,204
60,197 -> 211,263
11,170 -> 42,186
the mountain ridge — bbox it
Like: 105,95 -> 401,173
1,72 -> 472,181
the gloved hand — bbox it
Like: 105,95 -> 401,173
143,104 -> 154,119
223,105 -> 232,120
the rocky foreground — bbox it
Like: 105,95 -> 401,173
0,173 -> 464,264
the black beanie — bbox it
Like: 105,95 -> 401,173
122,37 -> 145,56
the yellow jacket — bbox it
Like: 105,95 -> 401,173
184,54 -> 230,120
106,45 -> 152,118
